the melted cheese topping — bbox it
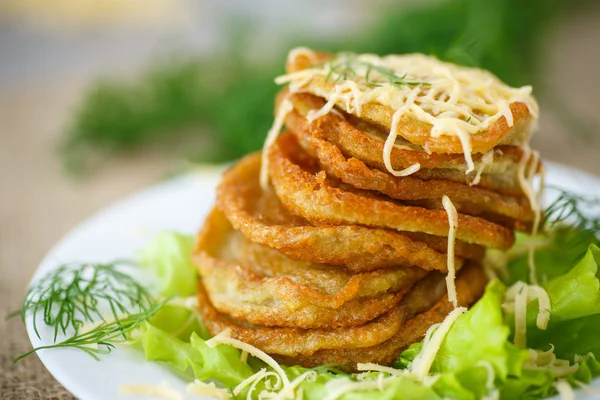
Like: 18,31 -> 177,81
186,380 -> 232,399
411,307 -> 467,378
277,48 -> 539,175
442,195 -> 459,308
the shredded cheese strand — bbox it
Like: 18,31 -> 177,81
260,97 -> 293,190
471,149 -> 494,185
268,371 -> 318,400
517,144 -> 542,284
118,382 -> 182,400
383,89 -> 421,177
186,380 -> 232,400
206,330 -> 291,388
410,307 -> 467,377
554,380 -> 575,400
442,195 -> 459,307
504,282 -> 551,348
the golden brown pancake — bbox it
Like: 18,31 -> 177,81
282,90 -> 539,197
197,263 -> 486,369
217,152 -> 480,272
275,262 -> 487,368
194,208 -> 428,329
268,133 -> 515,250
283,107 -> 534,225
284,52 -> 535,154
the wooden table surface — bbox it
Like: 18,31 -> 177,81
1,8 -> 599,399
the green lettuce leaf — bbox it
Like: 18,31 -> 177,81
433,281 -> 528,378
139,231 -> 197,297
140,323 -> 252,388
543,245 -> 600,321
503,228 -> 592,285
149,304 -> 210,341
521,244 -> 600,361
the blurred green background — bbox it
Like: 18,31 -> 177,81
2,0 -> 598,176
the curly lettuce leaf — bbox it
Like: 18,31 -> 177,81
503,228 -> 592,285
141,323 -> 253,388
284,366 -> 441,400
139,231 -> 197,297
149,304 -> 210,341
543,244 -> 600,321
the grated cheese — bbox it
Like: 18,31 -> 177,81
186,380 -> 232,400
524,346 -> 579,378
504,282 -> 551,348
516,144 -> 542,284
442,195 -> 459,307
118,382 -> 182,400
277,48 -> 539,176
554,380 -> 575,400
269,371 -> 318,400
410,307 -> 467,378
260,96 -> 293,190
477,361 -> 500,400
471,149 -> 494,185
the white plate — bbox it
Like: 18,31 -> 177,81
25,163 -> 600,400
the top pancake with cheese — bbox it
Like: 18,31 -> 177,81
277,48 -> 539,172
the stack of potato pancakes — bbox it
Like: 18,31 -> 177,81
193,48 -> 541,370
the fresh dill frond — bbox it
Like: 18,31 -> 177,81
14,261 -> 157,360
324,53 -> 428,88
361,62 -> 429,88
543,188 -> 600,234
542,187 -> 600,249
14,299 -> 168,363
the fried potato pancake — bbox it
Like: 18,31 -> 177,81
284,107 -> 534,225
268,133 -> 515,250
197,270 -> 446,357
217,152 -> 472,272
283,90 -> 539,196
285,52 -> 535,154
274,263 -> 487,369
194,208 -> 428,328
197,264 -> 485,366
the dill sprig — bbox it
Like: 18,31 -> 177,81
13,261 -> 164,362
324,53 -> 428,88
542,187 -> 600,250
543,188 -> 600,235
17,262 -> 153,341
14,299 -> 167,363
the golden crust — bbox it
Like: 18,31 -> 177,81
217,152 -> 475,272
197,263 -> 486,368
284,107 -> 534,225
193,208 -> 428,329
274,263 -> 487,368
196,270 -> 446,358
283,90 -> 538,196
285,52 -> 535,153
268,133 -> 515,250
